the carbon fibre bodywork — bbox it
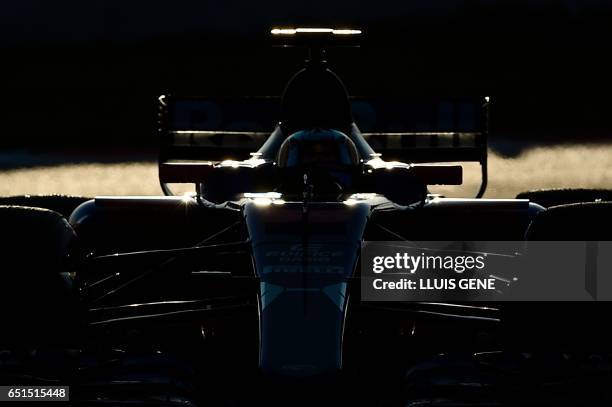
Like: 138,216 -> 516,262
69,194 -> 541,378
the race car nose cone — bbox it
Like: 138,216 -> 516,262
258,288 -> 344,378
245,201 -> 369,378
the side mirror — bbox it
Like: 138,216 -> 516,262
364,167 -> 427,206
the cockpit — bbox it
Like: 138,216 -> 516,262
277,129 -> 359,169
276,129 -> 360,195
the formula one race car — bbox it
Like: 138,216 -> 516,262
1,28 -> 612,406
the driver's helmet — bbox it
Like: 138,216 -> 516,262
277,129 -> 359,169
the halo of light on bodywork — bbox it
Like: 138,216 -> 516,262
271,27 -> 362,36
343,193 -> 379,206
220,160 -> 240,168
244,192 -> 285,206
181,192 -> 195,203
253,197 -> 272,206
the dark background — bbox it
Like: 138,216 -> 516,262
1,0 -> 611,151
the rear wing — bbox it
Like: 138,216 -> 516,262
158,95 -> 490,197
358,97 -> 490,197
158,95 -> 277,163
